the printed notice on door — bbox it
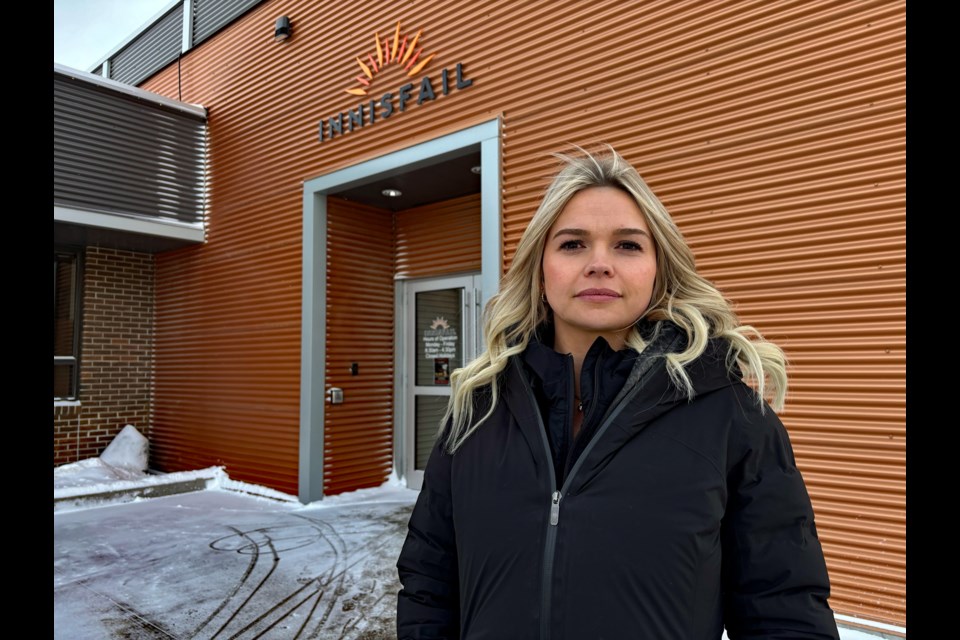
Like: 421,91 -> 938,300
423,317 -> 458,360
434,358 -> 450,385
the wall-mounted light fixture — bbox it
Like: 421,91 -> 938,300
275,17 -> 292,41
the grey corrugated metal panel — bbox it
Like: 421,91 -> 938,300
54,64 -> 206,119
192,0 -> 264,45
110,3 -> 184,86
85,0 -> 184,73
53,73 -> 206,227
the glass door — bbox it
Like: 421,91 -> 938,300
402,274 -> 482,489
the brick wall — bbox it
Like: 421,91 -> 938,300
53,247 -> 155,466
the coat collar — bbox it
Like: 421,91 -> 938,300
502,320 -> 740,493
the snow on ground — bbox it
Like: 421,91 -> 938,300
53,459 -> 898,639
54,456 -> 149,490
55,466 -> 419,639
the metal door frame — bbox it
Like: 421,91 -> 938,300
398,273 -> 482,490
299,119 -> 501,503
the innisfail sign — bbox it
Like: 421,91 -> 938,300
318,21 -> 473,144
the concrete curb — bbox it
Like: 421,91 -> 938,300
53,467 -> 225,510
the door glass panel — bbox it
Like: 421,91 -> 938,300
405,276 -> 478,487
415,289 -> 462,386
415,396 -> 448,469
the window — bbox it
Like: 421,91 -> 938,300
54,249 -> 81,400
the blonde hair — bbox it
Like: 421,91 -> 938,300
442,145 -> 787,452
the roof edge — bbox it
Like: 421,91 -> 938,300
85,0 -> 183,73
54,63 -> 207,120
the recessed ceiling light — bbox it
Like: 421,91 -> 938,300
382,188 -> 402,197
470,166 -> 482,174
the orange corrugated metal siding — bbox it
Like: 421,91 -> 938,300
154,234 -> 302,495
324,198 -> 395,496
395,193 -> 482,278
143,0 -> 903,626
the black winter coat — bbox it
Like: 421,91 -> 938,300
397,324 -> 840,640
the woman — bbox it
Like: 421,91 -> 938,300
396,147 -> 840,639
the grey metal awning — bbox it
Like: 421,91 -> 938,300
54,63 -> 207,253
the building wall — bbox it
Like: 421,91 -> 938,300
139,0 -> 904,626
395,193 -> 483,279
322,198 -> 396,495
53,247 -> 154,466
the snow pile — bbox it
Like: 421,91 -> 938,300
54,424 -> 151,494
99,424 -> 148,472
301,470 -> 417,509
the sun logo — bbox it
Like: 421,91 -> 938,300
430,317 -> 450,330
345,21 -> 437,96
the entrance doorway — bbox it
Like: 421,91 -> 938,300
299,119 -> 500,503
400,274 -> 482,490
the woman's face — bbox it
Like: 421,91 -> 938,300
542,186 -> 658,351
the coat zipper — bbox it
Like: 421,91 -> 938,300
549,490 -> 562,525
516,357 -> 649,640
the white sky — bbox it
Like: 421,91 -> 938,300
53,0 -> 173,71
